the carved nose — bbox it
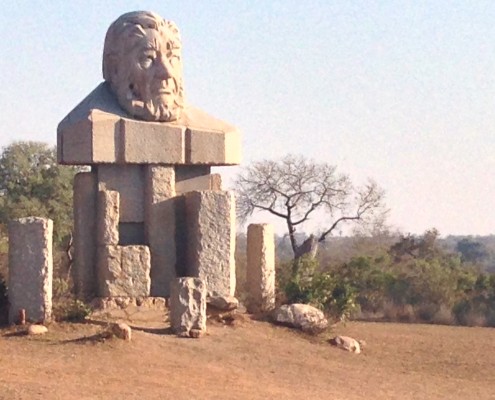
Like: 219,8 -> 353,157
156,57 -> 172,80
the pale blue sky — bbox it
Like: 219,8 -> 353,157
1,1 -> 494,236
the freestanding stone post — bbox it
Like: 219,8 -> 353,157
8,217 -> 53,324
170,277 -> 207,338
185,190 -> 236,297
246,223 -> 275,313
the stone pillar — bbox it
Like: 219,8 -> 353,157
8,217 -> 53,324
185,190 -> 236,297
144,165 -> 176,297
96,190 -> 120,245
246,224 -> 275,313
170,277 -> 206,337
73,171 -> 97,301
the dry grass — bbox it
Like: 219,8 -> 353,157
0,308 -> 494,400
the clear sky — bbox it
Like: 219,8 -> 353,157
1,1 -> 494,236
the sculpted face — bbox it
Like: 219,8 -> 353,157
103,12 -> 184,122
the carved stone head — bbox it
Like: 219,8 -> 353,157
103,11 -> 184,122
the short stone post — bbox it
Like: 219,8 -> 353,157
246,223 -> 275,313
8,217 -> 53,324
170,277 -> 206,338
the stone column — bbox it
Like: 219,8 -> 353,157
144,165 -> 176,297
73,171 -> 97,301
246,223 -> 275,313
170,277 -> 206,337
8,217 -> 53,324
185,190 -> 236,297
96,190 -> 120,245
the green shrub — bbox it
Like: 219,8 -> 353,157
52,277 -> 91,322
282,256 -> 359,321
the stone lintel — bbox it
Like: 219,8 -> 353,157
57,83 -> 241,166
175,173 -> 222,195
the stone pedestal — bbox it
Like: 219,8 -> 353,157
246,224 -> 276,313
8,217 -> 53,324
170,277 -> 206,337
185,190 -> 236,297
59,80 -> 241,303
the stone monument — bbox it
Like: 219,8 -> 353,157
58,11 -> 240,301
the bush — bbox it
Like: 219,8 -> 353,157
52,277 -> 91,322
281,257 -> 359,321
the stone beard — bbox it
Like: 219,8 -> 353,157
103,11 -> 185,122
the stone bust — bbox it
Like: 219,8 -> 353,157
102,11 -> 185,122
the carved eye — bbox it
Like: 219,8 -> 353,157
140,55 -> 155,69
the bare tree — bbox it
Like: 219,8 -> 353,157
235,155 -> 387,261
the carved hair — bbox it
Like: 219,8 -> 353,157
102,11 -> 181,82
102,11 -> 184,121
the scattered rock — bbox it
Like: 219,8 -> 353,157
189,329 -> 204,338
112,322 -> 132,341
207,295 -> 239,311
272,304 -> 328,334
329,335 -> 361,354
91,296 -> 166,310
27,324 -> 48,335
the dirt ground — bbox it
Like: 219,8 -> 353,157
0,307 -> 494,400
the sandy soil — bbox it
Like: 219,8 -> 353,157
0,308 -> 494,400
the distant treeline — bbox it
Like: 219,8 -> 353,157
236,229 -> 495,327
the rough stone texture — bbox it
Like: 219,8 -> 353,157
144,165 -> 176,297
185,190 -> 236,297
97,245 -> 151,297
175,173 -> 222,194
329,336 -> 362,354
73,172 -> 97,301
112,322 -> 132,341
207,295 -> 239,311
57,109 -> 119,164
170,277 -> 206,337
122,119 -> 185,163
90,296 -> 166,310
27,325 -> 48,335
96,190 -> 119,245
58,84 -> 241,166
8,217 -> 53,324
272,304 -> 328,334
246,223 -> 276,313
98,165 -> 144,223
187,128 -> 241,165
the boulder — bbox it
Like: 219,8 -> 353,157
27,324 -> 48,335
329,335 -> 361,354
272,304 -> 328,334
207,295 -> 239,311
112,322 -> 132,341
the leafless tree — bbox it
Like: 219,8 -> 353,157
235,155 -> 387,260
